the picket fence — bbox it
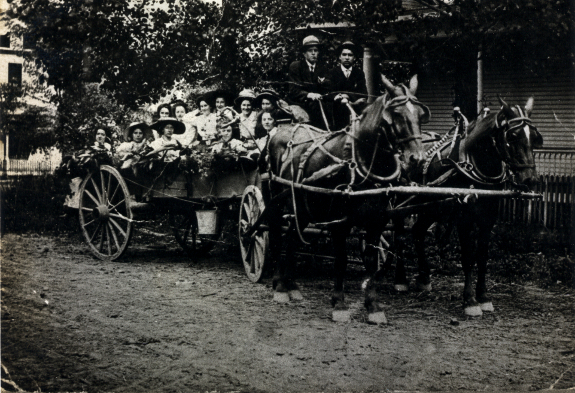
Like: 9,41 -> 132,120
498,149 -> 574,230
0,158 -> 58,176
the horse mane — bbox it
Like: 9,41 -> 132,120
359,94 -> 387,133
465,112 -> 499,149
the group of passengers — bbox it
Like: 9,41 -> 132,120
83,35 -> 368,173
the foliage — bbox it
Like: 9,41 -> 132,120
55,83 -> 131,153
0,174 -> 73,234
5,0 -> 220,107
0,82 -> 56,157
5,0 -> 572,149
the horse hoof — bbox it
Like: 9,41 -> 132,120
416,282 -> 432,292
480,302 -> 494,312
332,310 -> 351,322
367,311 -> 388,325
394,284 -> 409,293
464,305 -> 483,317
273,291 -> 290,303
289,290 -> 304,301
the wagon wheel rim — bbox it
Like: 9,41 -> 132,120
169,209 -> 215,259
239,185 -> 268,283
78,165 -> 133,260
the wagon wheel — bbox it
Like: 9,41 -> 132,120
78,165 -> 133,260
239,185 -> 268,283
361,233 -> 390,272
168,209 -> 215,259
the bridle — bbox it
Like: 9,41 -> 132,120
492,105 -> 539,171
352,92 -> 427,184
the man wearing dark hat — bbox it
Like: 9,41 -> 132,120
327,41 -> 368,130
287,35 -> 332,129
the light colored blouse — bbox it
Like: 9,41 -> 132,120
149,137 -> 180,162
238,111 -> 257,140
173,122 -> 197,147
211,138 -> 247,156
191,113 -> 218,143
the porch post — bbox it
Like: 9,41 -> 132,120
363,46 -> 375,104
477,48 -> 483,115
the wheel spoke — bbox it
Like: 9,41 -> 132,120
109,217 -> 127,237
89,222 -> 102,242
90,177 -> 103,203
107,222 -> 121,250
100,171 -> 107,203
83,218 -> 96,227
108,182 -> 120,205
105,224 -> 112,255
109,212 -> 131,222
98,225 -> 105,252
81,206 -> 94,212
84,189 -> 100,205
109,198 -> 127,213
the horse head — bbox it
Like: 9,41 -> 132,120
356,75 -> 428,183
494,96 -> 542,186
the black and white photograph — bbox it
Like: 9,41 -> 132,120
1,0 -> 574,391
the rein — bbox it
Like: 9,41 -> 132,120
423,106 -> 536,187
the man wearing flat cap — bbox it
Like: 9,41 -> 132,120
327,41 -> 368,130
288,35 -> 332,129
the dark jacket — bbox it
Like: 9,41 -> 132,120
327,65 -> 368,129
287,60 -> 332,129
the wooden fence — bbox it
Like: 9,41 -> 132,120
499,175 -> 574,230
0,159 -> 58,177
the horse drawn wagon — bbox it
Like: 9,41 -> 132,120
72,74 -> 543,323
75,156 -> 269,280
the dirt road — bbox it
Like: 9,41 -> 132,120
1,232 -> 574,392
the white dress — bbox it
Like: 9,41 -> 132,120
190,113 -> 218,143
238,112 -> 257,140
149,137 -> 180,162
173,122 -> 197,147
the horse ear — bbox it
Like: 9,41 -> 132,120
498,95 -> 515,119
381,74 -> 397,96
524,97 -> 534,117
420,104 -> 431,124
408,74 -> 419,96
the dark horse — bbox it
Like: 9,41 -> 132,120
265,75 -> 429,323
394,97 -> 542,316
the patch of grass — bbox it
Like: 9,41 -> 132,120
1,174 -> 76,235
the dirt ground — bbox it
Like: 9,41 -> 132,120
1,227 -> 574,393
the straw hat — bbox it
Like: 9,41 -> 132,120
234,89 -> 257,107
254,89 -> 280,109
150,117 -> 186,135
301,35 -> 322,51
124,122 -> 153,142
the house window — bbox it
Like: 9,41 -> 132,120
23,34 -> 34,50
8,63 -> 23,86
0,34 -> 10,48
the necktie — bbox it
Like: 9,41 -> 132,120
344,69 -> 350,78
310,66 -> 315,74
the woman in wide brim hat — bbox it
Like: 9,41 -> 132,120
148,117 -> 183,162
234,89 -> 257,108
123,121 -> 154,142
254,89 -> 280,111
234,89 -> 258,142
150,118 -> 186,135
213,90 -> 235,112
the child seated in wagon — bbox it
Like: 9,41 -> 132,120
211,121 -> 247,158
